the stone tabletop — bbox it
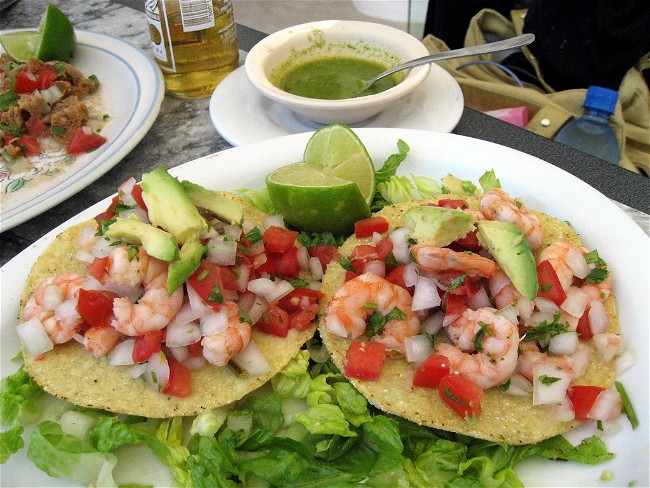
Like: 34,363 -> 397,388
1,0 -> 648,267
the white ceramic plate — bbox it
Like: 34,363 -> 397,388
0,29 -> 164,232
1,129 -> 648,487
209,64 -> 464,146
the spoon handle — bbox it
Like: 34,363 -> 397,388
373,33 -> 535,82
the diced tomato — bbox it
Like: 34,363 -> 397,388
37,65 -> 60,90
67,127 -> 107,154
576,308 -> 592,341
288,304 -> 319,331
186,340 -> 204,358
349,244 -> 378,273
275,247 -> 300,278
344,340 -> 385,381
76,289 -> 117,328
452,230 -> 482,253
256,304 -> 290,337
537,260 -> 567,306
162,354 -> 192,397
86,256 -> 109,281
131,183 -> 147,210
188,260 -> 239,308
354,216 -> 389,238
309,245 -> 337,269
277,288 -> 323,313
14,136 -> 40,155
24,116 -> 49,137
375,236 -> 394,262
445,293 -> 467,316
263,226 -> 298,253
436,199 -> 467,209
438,373 -> 483,420
14,70 -> 38,94
413,354 -> 451,389
345,270 -> 360,282
567,385 -> 606,420
254,252 -> 277,276
385,265 -> 413,293
447,272 -> 480,297
132,330 -> 164,363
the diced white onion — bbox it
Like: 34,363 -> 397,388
168,345 -> 190,363
39,84 -> 63,105
389,227 -> 411,263
544,395 -> 575,422
247,295 -> 269,325
187,283 -> 212,316
525,311 -> 556,330
119,206 -> 150,223
514,297 -> 535,321
372,231 -> 382,244
532,363 -> 572,405
588,301 -> 609,335
502,373 -> 533,397
560,286 -> 590,318
107,339 -> 136,366
615,349 -> 636,375
263,215 -> 285,229
497,305 -> 519,325
92,235 -> 118,258
363,260 -> 385,277
207,238 -> 238,266
126,362 -> 147,378
166,320 -> 202,347
223,224 -> 242,240
587,389 -> 622,421
184,356 -> 208,370
404,334 -> 433,363
16,317 -> 54,356
42,284 -> 63,310
143,352 -> 170,390
168,302 -> 207,330
411,276 -> 441,311
309,256 -> 324,280
534,297 -> 560,314
231,341 -> 271,375
54,298 -> 81,321
247,277 -> 293,303
117,177 -> 137,205
592,333 -> 622,363
249,238 -> 264,256
563,420 -> 597,447
402,263 -> 419,288
200,308 -> 229,337
548,332 -> 578,356
572,342 -> 593,378
234,265 -> 251,292
489,271 -> 510,297
467,287 -> 491,310
566,247 -> 591,279
421,311 -> 444,336
297,246 -> 310,271
443,312 -> 460,328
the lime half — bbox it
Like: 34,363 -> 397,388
266,162 -> 371,235
0,4 -> 76,63
303,123 -> 375,205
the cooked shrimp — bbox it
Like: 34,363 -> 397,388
480,188 -> 543,251
516,341 -> 576,382
201,303 -> 252,366
435,307 -> 519,389
108,247 -> 183,336
325,273 -> 420,355
581,274 -> 612,302
23,272 -> 86,344
488,269 -> 534,320
537,241 -> 585,292
412,245 -> 498,282
84,326 -> 123,357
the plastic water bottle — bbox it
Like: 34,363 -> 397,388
553,86 -> 620,165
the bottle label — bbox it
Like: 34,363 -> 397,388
179,0 -> 216,32
144,0 -> 175,70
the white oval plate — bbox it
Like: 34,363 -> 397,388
1,129 -> 647,487
0,29 -> 164,232
209,64 -> 464,146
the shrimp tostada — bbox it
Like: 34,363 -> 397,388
17,167 -> 323,417
319,186 -> 622,445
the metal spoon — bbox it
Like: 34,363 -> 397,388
357,33 -> 535,94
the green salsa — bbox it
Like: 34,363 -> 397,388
277,57 -> 398,100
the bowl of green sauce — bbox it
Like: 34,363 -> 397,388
245,20 -> 431,124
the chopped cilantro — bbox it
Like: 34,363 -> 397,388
50,124 -> 65,137
88,74 -> 100,86
538,375 -> 561,386
197,269 -> 210,281
366,307 -> 406,338
499,379 -> 511,391
0,91 -> 18,111
586,267 -> 609,284
245,226 -> 263,244
207,285 -> 223,304
287,278 -> 310,288
522,312 -> 568,342
126,245 -> 139,261
615,381 -> 639,429
297,231 -> 344,247
338,257 -> 354,272
448,274 -> 466,291
238,309 -> 251,323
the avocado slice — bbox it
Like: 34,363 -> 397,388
403,205 -> 475,247
181,180 -> 244,225
105,216 -> 179,262
476,220 -> 538,299
167,238 -> 206,294
441,174 -> 477,195
141,166 -> 209,244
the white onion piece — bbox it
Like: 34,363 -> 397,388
184,356 -> 207,370
548,332 -> 578,356
502,373 -> 533,397
119,206 -> 149,223
497,305 -> 518,325
560,286 -> 590,318
443,312 -> 460,328
572,343 -> 593,378
16,318 -> 54,356
545,396 -> 575,422
117,177 -> 136,203
108,339 -> 136,366
247,278 -> 293,303
615,349 -> 636,375
223,224 -> 242,239
207,238 -> 237,266
55,298 -> 81,321
525,311 -> 556,330
563,313 -> 578,332
187,283 -> 212,316
534,297 -> 560,314
249,239 -> 265,256
532,363 -> 572,405
587,389 -> 622,421
264,215 -> 285,229
168,303 -> 207,330
247,295 -> 269,325
389,227 -> 411,263
40,84 -> 64,105
566,247 -> 591,279
592,333 -> 622,363
402,263 -> 419,288
588,301 -> 609,335
143,352 -> 170,390
166,320 -> 202,347
232,341 -> 271,375
363,260 -> 385,277
404,334 -> 433,363
309,256 -> 324,280
73,333 -> 85,344
515,297 -> 535,321
467,287 -> 491,310
563,420 -> 597,447
372,231 -> 382,244
126,362 -> 147,378
411,276 -> 441,311
42,284 -> 63,310
421,311 -> 444,336
297,246 -> 310,271
596,418 -> 623,438
234,265 -> 251,292
92,236 -> 118,258
168,345 -> 190,363
489,270 -> 510,297
200,308 -> 229,337
75,249 -> 95,264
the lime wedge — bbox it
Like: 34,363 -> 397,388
303,123 -> 375,205
266,162 -> 371,235
0,4 -> 76,63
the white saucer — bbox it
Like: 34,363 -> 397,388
209,64 -> 464,146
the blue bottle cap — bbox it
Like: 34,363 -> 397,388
584,86 -> 618,114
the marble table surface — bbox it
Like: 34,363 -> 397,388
0,0 -> 648,267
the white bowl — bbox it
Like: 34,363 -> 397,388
244,20 -> 431,125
